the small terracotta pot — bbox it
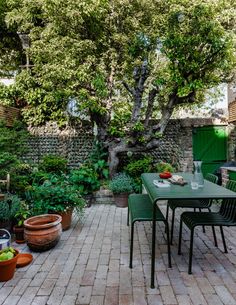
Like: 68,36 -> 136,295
0,249 -> 19,282
56,208 -> 73,231
24,214 -> 62,252
113,193 -> 129,208
13,226 -> 25,244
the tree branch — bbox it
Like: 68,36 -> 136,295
122,81 -> 134,95
144,87 -> 159,128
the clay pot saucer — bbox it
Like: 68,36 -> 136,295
16,253 -> 33,268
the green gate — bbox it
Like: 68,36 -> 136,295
192,126 -> 227,176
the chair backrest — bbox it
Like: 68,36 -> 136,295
205,173 -> 218,184
220,180 -> 236,222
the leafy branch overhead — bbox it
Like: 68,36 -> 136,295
1,0 -> 236,175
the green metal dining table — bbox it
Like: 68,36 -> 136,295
141,172 -> 236,288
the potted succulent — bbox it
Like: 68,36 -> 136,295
13,201 -> 31,244
0,247 -> 19,282
30,174 -> 86,230
109,173 -> 134,208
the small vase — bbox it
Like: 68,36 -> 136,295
193,161 -> 204,187
13,226 -> 25,244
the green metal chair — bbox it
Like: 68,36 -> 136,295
166,173 -> 218,244
127,194 -> 171,269
178,179 -> 236,274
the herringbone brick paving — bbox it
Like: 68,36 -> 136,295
1,204 -> 236,305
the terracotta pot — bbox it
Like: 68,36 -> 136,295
0,249 -> 19,282
113,193 -> 129,208
13,226 -> 25,244
24,214 -> 62,252
56,208 -> 73,231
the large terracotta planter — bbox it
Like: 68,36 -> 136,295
113,193 -> 129,208
56,208 -> 73,231
24,214 -> 62,252
0,249 -> 19,282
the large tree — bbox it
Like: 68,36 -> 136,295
3,0 -> 236,175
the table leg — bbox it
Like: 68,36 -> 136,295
151,203 -> 156,288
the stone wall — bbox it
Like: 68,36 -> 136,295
24,122 -> 94,168
23,118 -> 229,171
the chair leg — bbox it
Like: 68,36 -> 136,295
212,226 -> 218,247
165,204 -> 169,233
220,225 -> 228,253
178,218 -> 183,255
127,206 -> 129,226
129,222 -> 134,268
170,208 -> 176,245
188,228 -> 195,274
199,208 -> 206,233
164,221 -> 172,268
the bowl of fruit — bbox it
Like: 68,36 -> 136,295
0,247 -> 19,282
159,171 -> 172,179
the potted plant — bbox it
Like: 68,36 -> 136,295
13,201 -> 31,244
109,173 -> 134,208
30,174 -> 86,230
0,247 -> 19,282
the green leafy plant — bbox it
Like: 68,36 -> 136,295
14,201 -> 31,227
69,165 -> 100,196
30,174 -> 86,216
109,173 -> 134,194
155,161 -> 174,173
0,199 -> 10,222
39,155 -> 67,174
88,141 -> 109,180
124,156 -> 154,193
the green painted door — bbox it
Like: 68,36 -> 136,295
192,126 -> 227,176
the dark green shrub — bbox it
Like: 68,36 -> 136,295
0,119 -> 29,156
124,156 -> 153,178
39,154 -> 67,174
0,199 -> 10,222
69,165 -> 100,195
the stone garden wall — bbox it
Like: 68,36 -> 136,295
23,118 -> 229,171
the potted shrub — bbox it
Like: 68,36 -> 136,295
109,173 -> 134,208
0,247 -> 19,282
30,174 -> 86,230
13,201 -> 31,244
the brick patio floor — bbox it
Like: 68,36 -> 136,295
1,203 -> 236,305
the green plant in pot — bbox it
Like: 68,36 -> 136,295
0,247 -> 19,282
13,201 -> 31,244
31,174 -> 86,230
109,173 -> 134,208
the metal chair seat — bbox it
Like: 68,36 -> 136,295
127,194 -> 171,269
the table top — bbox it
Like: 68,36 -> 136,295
141,173 -> 236,202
